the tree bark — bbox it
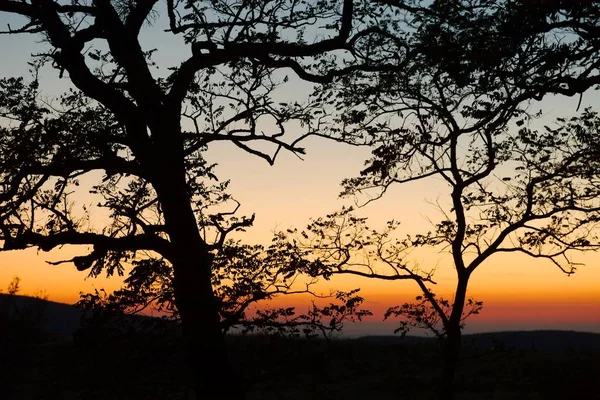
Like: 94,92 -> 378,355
155,172 -> 246,399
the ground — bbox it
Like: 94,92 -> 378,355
1,328 -> 598,400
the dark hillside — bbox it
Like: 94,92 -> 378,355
0,293 -> 82,340
1,295 -> 598,399
358,330 -> 600,353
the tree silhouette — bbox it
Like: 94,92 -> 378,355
0,1 -> 396,398
299,108 -> 600,399
3,1 -> 600,398
302,1 -> 600,399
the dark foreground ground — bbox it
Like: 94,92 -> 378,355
1,326 -> 599,400
1,295 -> 599,399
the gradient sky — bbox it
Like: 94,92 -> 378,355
0,10 -> 598,336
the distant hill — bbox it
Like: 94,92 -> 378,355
0,294 -> 175,342
357,330 -> 600,352
0,293 -> 83,339
3,294 -> 600,353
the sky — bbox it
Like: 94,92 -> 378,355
0,8 -> 598,337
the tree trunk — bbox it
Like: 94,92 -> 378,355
438,273 -> 470,400
172,253 -> 246,400
156,175 -> 246,399
438,326 -> 461,400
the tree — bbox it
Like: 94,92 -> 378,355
300,111 -> 600,398
3,1 -> 598,398
300,1 -> 600,399
0,1 -> 392,398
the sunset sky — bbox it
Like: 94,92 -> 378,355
0,11 -> 599,337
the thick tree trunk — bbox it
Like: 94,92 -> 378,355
156,175 -> 246,399
172,252 -> 245,399
438,274 -> 470,400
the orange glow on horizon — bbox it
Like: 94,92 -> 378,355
2,240 -> 599,334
